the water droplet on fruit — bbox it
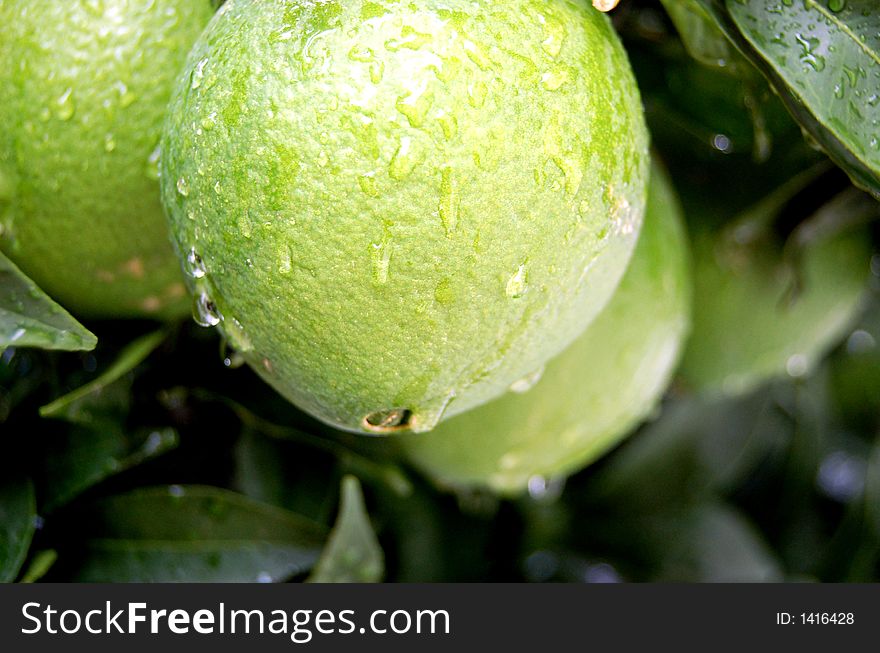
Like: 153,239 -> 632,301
317,150 -> 330,168
369,60 -> 385,84
145,145 -> 161,179
185,247 -> 207,279
785,353 -> 809,378
223,316 -> 253,353
541,67 -> 572,91
506,262 -> 528,298
827,0 -> 845,12
103,133 -> 116,152
539,13 -> 567,58
436,111 -> 458,141
223,351 -> 246,369
201,112 -> 217,131
176,177 -> 190,196
509,366 -> 545,393
527,475 -> 565,501
389,136 -> 418,180
384,25 -> 432,51
112,79 -> 136,108
467,79 -> 487,108
278,244 -> 292,274
358,173 -> 379,197
395,80 -> 432,128
55,88 -> 75,120
191,58 -> 208,89
463,40 -> 492,71
193,291 -> 221,327
371,240 -> 392,284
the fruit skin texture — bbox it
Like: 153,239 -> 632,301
679,191 -> 872,396
160,0 -> 649,434
395,161 -> 691,493
0,0 -> 215,319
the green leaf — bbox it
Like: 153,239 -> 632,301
40,427 -> 179,513
867,441 -> 880,539
660,0 -> 747,71
652,504 -> 783,582
588,390 -> 792,505
18,550 -> 58,584
0,250 -> 96,352
219,393 -> 413,498
0,473 -> 36,583
309,476 -> 384,583
39,330 -> 166,422
691,0 -> 880,197
68,486 -> 326,582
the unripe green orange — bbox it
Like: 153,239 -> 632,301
0,0 -> 215,318
398,161 -> 692,493
160,0 -> 649,433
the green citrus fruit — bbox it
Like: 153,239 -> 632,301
679,190 -> 873,395
830,300 -> 880,426
160,0 -> 649,434
396,161 -> 691,494
0,0 -> 215,319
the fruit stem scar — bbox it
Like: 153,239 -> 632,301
362,408 -> 413,434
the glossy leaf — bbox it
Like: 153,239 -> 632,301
309,476 -> 384,583
0,473 -> 36,582
40,427 -> 179,513
39,330 -> 166,422
68,486 -> 326,582
690,0 -> 880,197
0,251 -> 96,352
660,0 -> 746,71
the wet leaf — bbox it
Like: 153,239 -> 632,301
67,486 -> 326,582
660,0 -> 746,71
0,251 -> 96,352
690,0 -> 880,197
309,476 -> 384,583
39,330 -> 166,423
0,472 -> 36,582
40,427 -> 179,513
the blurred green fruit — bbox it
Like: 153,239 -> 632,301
0,0 -> 215,318
160,0 -> 649,434
680,190 -> 874,395
398,161 -> 692,494
830,299 -> 880,426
